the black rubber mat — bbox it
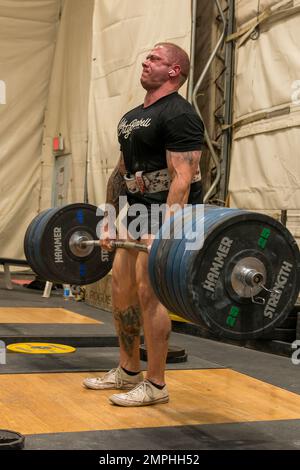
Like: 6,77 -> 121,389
24,419 -> 300,450
1,284 -> 300,393
0,325 -> 119,348
0,347 -> 222,374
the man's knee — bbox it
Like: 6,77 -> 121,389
136,279 -> 156,308
111,251 -> 136,296
112,270 -> 136,298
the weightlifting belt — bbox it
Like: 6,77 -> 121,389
124,168 -> 201,194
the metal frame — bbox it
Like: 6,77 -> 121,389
191,0 -> 235,204
219,0 -> 235,203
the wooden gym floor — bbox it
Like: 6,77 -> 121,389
0,307 -> 101,324
1,282 -> 300,449
1,369 -> 300,436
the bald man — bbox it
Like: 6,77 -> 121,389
83,43 -> 204,407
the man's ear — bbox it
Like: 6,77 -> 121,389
169,65 -> 181,77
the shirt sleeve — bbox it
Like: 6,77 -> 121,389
162,113 -> 204,152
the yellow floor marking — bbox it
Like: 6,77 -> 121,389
0,307 -> 101,324
0,369 -> 299,435
7,343 -> 76,354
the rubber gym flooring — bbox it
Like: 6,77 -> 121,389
1,281 -> 300,450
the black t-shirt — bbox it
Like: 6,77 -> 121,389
117,92 -> 204,205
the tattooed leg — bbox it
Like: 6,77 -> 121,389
113,305 -> 142,358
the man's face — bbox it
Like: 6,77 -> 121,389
140,46 -> 173,90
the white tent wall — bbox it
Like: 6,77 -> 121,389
40,0 -> 95,210
0,0 -> 61,258
2,0 -> 298,260
0,0 -> 192,259
87,0 -> 192,205
228,0 -> 300,244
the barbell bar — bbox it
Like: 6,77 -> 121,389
74,236 -> 150,253
24,203 -> 300,340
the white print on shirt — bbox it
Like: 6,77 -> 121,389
118,117 -> 152,139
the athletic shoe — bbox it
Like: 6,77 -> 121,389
82,367 -> 143,390
109,379 -> 169,406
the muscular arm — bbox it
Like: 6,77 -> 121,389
106,153 -> 127,216
166,149 -> 201,211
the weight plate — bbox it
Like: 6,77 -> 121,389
164,208 -> 195,316
148,225 -> 169,307
24,209 -> 56,280
7,342 -> 76,354
29,203 -> 114,285
153,237 -> 175,311
24,211 -> 42,266
168,206 -> 206,325
0,430 -> 25,449
151,217 -> 180,313
31,208 -> 63,280
149,207 -> 204,321
185,210 -> 300,339
30,209 -> 59,280
140,344 -> 187,363
166,353 -> 188,364
175,207 -> 234,326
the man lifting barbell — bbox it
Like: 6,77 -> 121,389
24,43 -> 300,406
82,42 -> 204,406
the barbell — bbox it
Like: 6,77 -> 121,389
24,203 -> 300,340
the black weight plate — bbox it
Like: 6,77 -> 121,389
31,210 -> 58,278
31,208 -> 63,281
140,344 -> 187,363
24,209 -> 55,279
154,236 -> 179,313
150,209 -> 200,319
168,206 -> 206,325
0,429 -> 25,449
148,236 -> 162,302
149,219 -> 176,312
24,210 -> 49,266
32,204 -> 114,285
278,315 -> 297,329
166,353 -> 188,364
140,344 -> 186,358
30,209 -> 60,281
164,208 -> 197,318
187,211 -> 300,340
173,207 -> 233,326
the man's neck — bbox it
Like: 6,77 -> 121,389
143,84 -> 178,108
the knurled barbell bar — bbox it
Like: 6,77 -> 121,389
24,203 -> 300,340
71,235 -> 150,253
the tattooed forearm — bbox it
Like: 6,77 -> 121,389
106,169 -> 126,215
106,154 -> 127,215
113,305 -> 142,356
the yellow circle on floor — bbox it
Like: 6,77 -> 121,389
7,343 -> 76,354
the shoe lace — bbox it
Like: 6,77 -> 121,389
125,380 -> 149,399
94,368 -> 117,383
115,368 -> 123,388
